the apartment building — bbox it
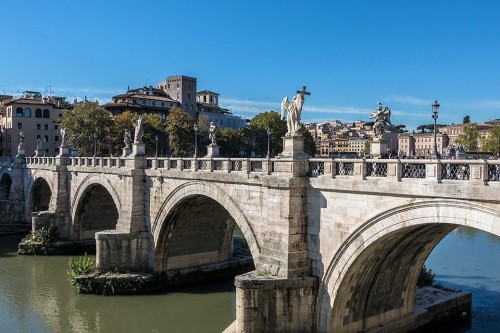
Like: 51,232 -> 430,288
398,132 -> 449,157
1,92 -> 67,157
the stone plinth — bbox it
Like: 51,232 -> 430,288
16,148 -> 26,158
370,139 -> 388,158
34,149 -> 43,157
278,136 -> 309,160
122,147 -> 131,157
206,145 -> 220,157
57,145 -> 70,157
95,231 -> 150,272
131,143 -> 145,156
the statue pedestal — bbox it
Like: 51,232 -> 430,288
370,139 -> 388,159
131,143 -> 145,157
206,145 -> 220,157
16,148 -> 26,158
277,136 -> 309,160
122,147 -> 132,157
57,145 -> 70,157
70,148 -> 79,157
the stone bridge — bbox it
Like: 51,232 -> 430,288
1,152 -> 499,332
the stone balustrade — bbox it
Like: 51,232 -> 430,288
24,155 -> 500,183
308,158 -> 500,183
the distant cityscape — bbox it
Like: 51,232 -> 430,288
1,73 -> 499,158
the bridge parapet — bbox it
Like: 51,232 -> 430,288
308,158 -> 500,184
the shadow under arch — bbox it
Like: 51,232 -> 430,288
71,175 -> 122,241
0,173 -> 12,200
24,170 -> 56,222
152,181 -> 260,274
316,199 -> 500,333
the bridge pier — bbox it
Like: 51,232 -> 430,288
235,272 -> 318,333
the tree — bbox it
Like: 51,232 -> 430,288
142,114 -> 166,156
483,126 -> 500,156
463,115 -> 471,124
218,127 -> 252,157
111,111 -> 135,155
59,102 -> 112,156
165,108 -> 195,157
456,124 -> 479,151
298,125 -> 317,157
248,111 -> 287,157
395,124 -> 408,133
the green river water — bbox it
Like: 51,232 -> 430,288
0,226 -> 498,333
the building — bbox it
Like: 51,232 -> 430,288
105,86 -> 179,120
1,92 -> 68,157
0,95 -> 13,157
398,132 -> 449,157
106,75 -> 247,129
441,123 -> 494,150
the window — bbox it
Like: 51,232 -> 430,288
17,123 -> 22,129
167,84 -> 170,89
55,136 -> 59,142
152,101 -> 155,106
177,93 -> 180,99
54,124 -> 59,130
37,135 -> 41,140
16,107 -> 23,117
177,82 -> 180,88
37,124 -> 41,130
44,135 -> 49,142
44,124 -> 49,130
35,109 -> 42,118
161,102 -> 164,107
42,109 -> 50,118
188,93 -> 191,100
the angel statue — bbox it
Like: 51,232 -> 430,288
281,86 -> 310,136
18,131 -> 25,150
132,116 -> 144,144
208,122 -> 219,145
60,128 -> 68,147
369,102 -> 392,140
124,129 -> 132,149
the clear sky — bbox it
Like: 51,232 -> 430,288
1,0 -> 500,130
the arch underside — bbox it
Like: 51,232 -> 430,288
31,177 -> 52,212
153,181 -> 260,274
0,173 -> 12,200
318,200 -> 500,333
155,195 -> 241,273
74,184 -> 118,240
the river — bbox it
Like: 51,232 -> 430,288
0,226 -> 498,333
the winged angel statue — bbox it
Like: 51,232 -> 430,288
281,86 -> 310,136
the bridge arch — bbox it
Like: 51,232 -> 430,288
152,181 -> 260,274
0,173 -> 12,200
71,175 -> 122,240
316,199 -> 500,333
25,171 -> 54,219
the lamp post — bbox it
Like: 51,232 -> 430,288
432,100 -> 440,159
155,135 -> 158,157
266,128 -> 272,158
93,133 -> 98,157
193,124 -> 198,158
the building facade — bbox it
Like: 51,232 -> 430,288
398,132 -> 449,157
1,92 -> 68,157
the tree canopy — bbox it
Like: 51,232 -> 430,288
59,102 -> 112,156
456,124 -> 479,151
165,108 -> 195,157
483,126 -> 500,156
248,111 -> 287,157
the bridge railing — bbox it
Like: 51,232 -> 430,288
145,157 -> 273,174
25,156 -> 57,165
308,158 -> 500,183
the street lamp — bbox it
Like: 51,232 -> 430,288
193,124 -> 199,158
93,133 -> 98,157
155,135 -> 158,157
266,128 -> 272,158
432,100 -> 440,159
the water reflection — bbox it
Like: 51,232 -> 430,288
0,235 -> 235,333
425,226 -> 500,333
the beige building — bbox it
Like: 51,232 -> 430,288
1,92 -> 67,157
398,132 -> 449,157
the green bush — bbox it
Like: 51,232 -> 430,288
67,254 -> 97,287
22,225 -> 57,244
417,265 -> 436,287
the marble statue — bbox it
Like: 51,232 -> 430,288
18,131 -> 25,150
369,102 -> 392,139
208,122 -> 219,145
281,86 -> 310,136
35,137 -> 42,152
132,117 -> 144,144
60,128 -> 68,146
124,129 -> 132,149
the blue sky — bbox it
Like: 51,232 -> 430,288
1,0 -> 500,130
